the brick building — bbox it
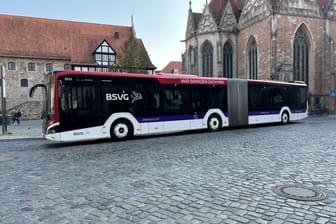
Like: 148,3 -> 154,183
161,61 -> 183,74
183,0 -> 336,113
0,14 -> 155,119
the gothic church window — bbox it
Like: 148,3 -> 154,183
293,25 -> 309,84
248,37 -> 258,80
188,46 -> 195,75
202,41 -> 213,77
94,40 -> 116,66
223,41 -> 233,78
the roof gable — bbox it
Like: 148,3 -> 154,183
197,4 -> 218,34
209,0 -> 245,22
239,0 -> 271,29
219,1 -> 238,32
94,40 -> 115,55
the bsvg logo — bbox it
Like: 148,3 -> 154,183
106,91 -> 143,103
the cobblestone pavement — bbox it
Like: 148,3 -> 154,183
1,116 -> 336,223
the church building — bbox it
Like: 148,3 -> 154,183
183,0 -> 336,113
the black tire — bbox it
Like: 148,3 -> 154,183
207,114 -> 222,132
281,111 -> 290,124
110,119 -> 133,140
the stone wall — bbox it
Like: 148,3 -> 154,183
0,57 -> 69,119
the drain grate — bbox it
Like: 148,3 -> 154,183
272,184 -> 327,201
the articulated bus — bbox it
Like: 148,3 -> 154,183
30,71 -> 308,142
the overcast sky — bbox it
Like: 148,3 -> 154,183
1,0 -> 206,70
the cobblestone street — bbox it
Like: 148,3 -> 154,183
1,116 -> 336,223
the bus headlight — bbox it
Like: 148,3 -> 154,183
47,126 -> 59,134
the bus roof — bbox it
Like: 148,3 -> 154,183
53,71 -> 306,87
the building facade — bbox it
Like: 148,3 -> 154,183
161,61 -> 183,74
0,14 -> 155,119
183,0 -> 336,113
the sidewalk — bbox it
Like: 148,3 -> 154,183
0,119 -> 43,140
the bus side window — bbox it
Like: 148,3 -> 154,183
191,92 -> 201,111
148,93 -> 160,110
163,88 -> 184,113
163,90 -> 173,111
209,86 -> 227,111
191,86 -> 209,113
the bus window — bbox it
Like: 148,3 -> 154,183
144,92 -> 160,111
190,86 -> 210,114
163,89 -> 181,112
162,85 -> 191,115
209,86 -> 227,112
60,85 -> 97,116
287,86 -> 307,110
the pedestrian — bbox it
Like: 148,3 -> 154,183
17,110 -> 22,124
12,111 -> 18,124
12,110 -> 22,125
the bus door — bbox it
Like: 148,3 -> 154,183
59,78 -> 101,131
227,79 -> 248,127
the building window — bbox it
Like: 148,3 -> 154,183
28,63 -> 36,72
64,64 -> 72,70
46,63 -> 53,72
21,79 -> 28,87
94,40 -> 116,66
188,46 -> 196,75
293,25 -> 309,84
248,37 -> 258,80
202,40 -> 213,77
8,62 -> 16,71
114,32 -> 119,40
223,41 -> 233,78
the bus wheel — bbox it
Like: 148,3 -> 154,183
281,111 -> 290,124
111,119 -> 133,140
208,114 -> 222,132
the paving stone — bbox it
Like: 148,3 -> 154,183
1,116 -> 336,223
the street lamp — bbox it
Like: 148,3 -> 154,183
1,65 -> 7,134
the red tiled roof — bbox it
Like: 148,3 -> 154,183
209,0 -> 245,22
0,14 -> 155,68
209,0 -> 228,22
161,61 -> 182,74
